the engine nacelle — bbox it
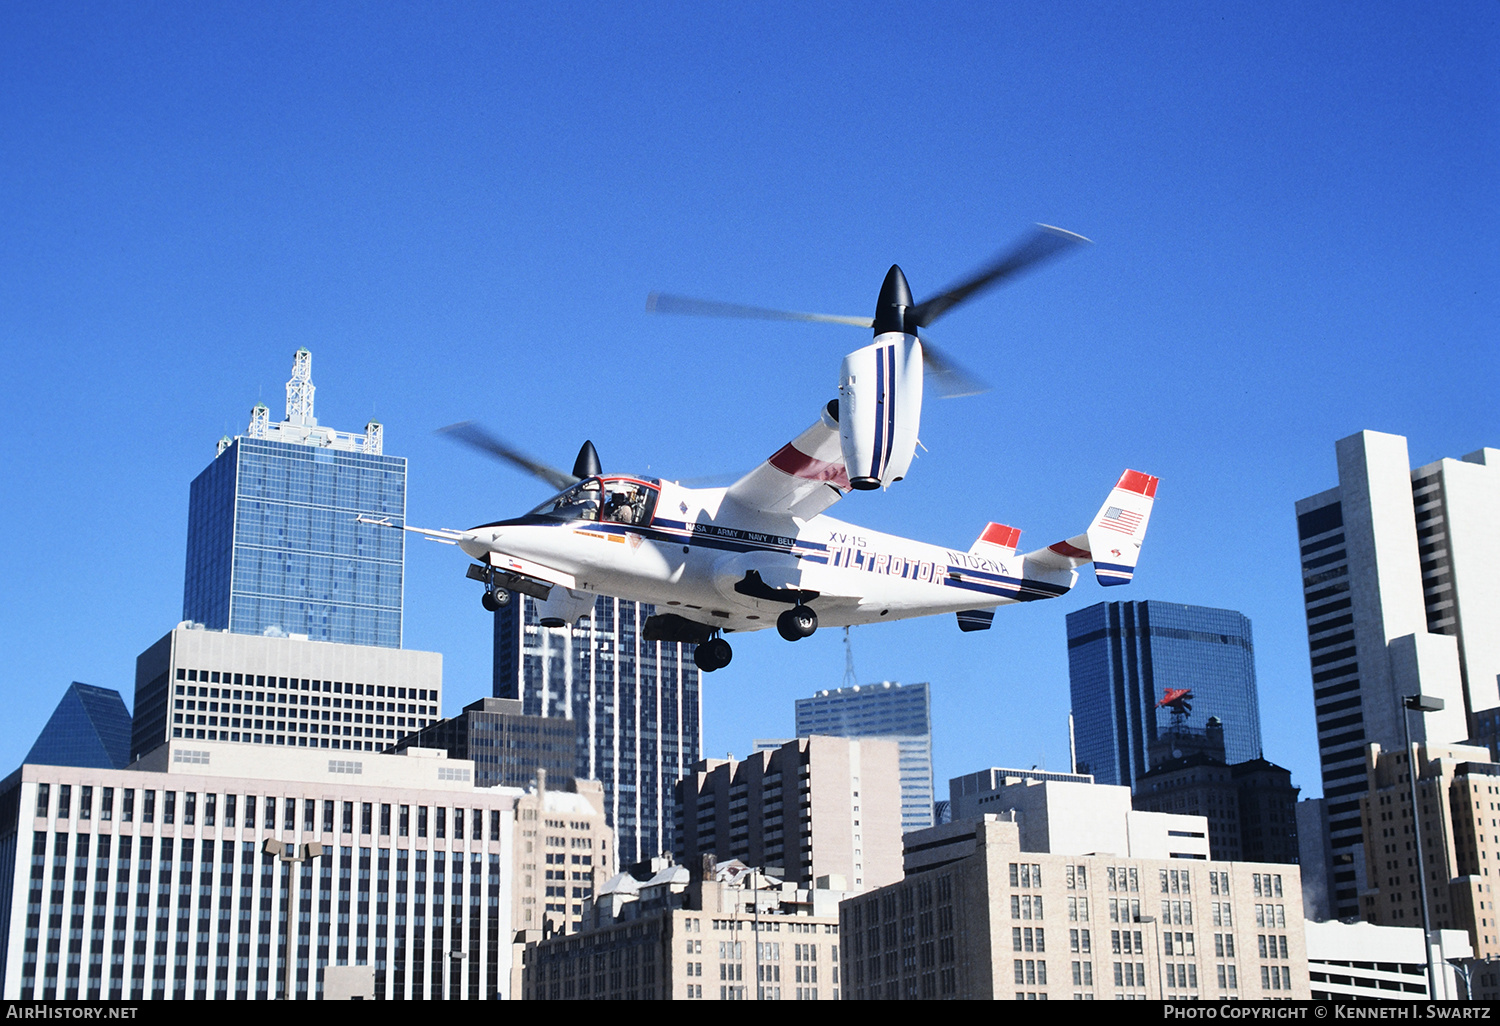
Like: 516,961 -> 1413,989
534,588 -> 597,628
838,332 -> 924,490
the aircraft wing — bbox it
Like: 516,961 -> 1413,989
723,404 -> 850,519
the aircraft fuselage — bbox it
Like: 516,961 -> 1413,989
456,477 -> 1074,635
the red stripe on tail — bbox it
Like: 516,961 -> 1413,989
1049,540 -> 1092,559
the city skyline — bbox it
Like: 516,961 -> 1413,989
2,5 -> 1495,811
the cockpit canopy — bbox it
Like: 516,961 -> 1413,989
528,476 -> 660,526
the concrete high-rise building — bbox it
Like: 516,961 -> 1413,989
509,773 -> 614,942
795,681 -> 935,832
1295,431 -> 1496,918
131,623 -> 442,763
949,766 -> 1095,823
183,349 -> 406,648
1306,920 -> 1471,1001
493,595 -> 701,868
945,772 -> 1212,860
1067,601 -> 1264,791
521,856 -> 848,1001
1358,740 -> 1500,959
0,739 -> 519,1000
1133,751 -> 1301,865
674,736 -> 904,892
842,810 -> 1311,1000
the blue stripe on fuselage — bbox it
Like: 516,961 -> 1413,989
501,515 -> 1069,604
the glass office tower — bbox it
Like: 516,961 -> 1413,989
493,595 -> 701,867
1067,601 -> 1263,791
794,681 -> 935,832
182,349 -> 405,648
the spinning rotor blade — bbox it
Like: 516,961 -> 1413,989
437,422 -> 579,492
647,292 -> 873,328
916,333 -> 989,399
647,292 -> 987,397
908,224 -> 1091,328
646,224 -> 1087,400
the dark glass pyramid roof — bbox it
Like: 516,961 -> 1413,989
26,682 -> 133,769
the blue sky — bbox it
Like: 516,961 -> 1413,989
1,3 -> 1496,802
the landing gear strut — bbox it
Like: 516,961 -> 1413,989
694,637 -> 733,672
777,605 -> 818,642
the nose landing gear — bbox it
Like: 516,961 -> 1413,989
694,637 -> 733,672
480,587 -> 513,612
777,605 -> 818,642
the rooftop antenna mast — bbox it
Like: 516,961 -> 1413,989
842,626 -> 858,689
286,347 -> 316,426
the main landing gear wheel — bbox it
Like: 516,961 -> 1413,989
777,605 -> 818,642
480,589 -> 512,612
694,638 -> 733,672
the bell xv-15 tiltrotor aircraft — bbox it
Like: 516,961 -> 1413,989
363,226 -> 1158,672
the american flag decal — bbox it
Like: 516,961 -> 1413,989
1098,506 -> 1143,535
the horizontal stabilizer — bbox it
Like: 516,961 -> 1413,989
956,609 -> 996,632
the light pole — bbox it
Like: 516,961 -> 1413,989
1134,914 -> 1162,999
448,948 -> 466,1000
1402,693 -> 1443,1001
1446,957 -> 1472,1001
262,838 -> 326,1000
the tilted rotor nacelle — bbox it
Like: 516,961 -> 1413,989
839,265 -> 924,490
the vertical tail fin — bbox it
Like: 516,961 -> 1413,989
969,522 -> 1021,559
1086,470 -> 1158,585
1019,470 -> 1159,586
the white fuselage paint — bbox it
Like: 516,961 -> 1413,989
457,479 -> 1076,635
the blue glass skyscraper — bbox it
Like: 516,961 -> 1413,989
182,349 -> 406,647
1067,601 -> 1263,791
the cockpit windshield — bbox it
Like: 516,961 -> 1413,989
528,477 -> 659,526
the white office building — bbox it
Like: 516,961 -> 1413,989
132,623 -> 443,764
1295,431 -> 1498,918
1304,919 -> 1471,1000
944,772 -> 1211,860
0,741 -> 516,1000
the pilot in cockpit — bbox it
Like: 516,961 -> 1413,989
606,486 -> 640,524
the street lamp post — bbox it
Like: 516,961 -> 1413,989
1135,914 -> 1162,999
1401,693 -> 1444,1000
263,838 -> 326,1000
1446,957 -> 1472,1001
